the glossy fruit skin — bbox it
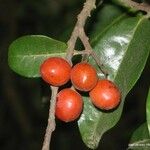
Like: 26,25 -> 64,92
71,62 -> 98,91
55,88 -> 83,122
89,79 -> 121,110
40,57 -> 71,86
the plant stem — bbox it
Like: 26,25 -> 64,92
65,0 -> 107,75
79,29 -> 108,76
124,0 -> 150,15
66,0 -> 96,64
42,86 -> 58,150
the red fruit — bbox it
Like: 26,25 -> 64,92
40,57 -> 71,86
89,79 -> 121,110
55,88 -> 83,122
71,62 -> 98,91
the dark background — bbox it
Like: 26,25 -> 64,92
0,0 -> 149,149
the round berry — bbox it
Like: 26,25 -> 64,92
71,62 -> 98,91
89,79 -> 121,110
55,88 -> 83,122
40,57 -> 71,86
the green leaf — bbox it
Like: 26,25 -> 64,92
90,3 -> 124,39
8,35 -> 67,77
78,15 -> 150,149
128,90 -> 150,150
129,123 -> 150,150
111,0 -> 130,7
146,88 -> 150,136
58,26 -> 73,42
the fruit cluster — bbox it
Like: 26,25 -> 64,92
40,57 -> 121,122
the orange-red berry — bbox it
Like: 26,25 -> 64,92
89,79 -> 121,110
40,57 -> 71,86
71,62 -> 98,91
55,88 -> 83,122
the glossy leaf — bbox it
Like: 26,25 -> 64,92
146,88 -> 150,136
78,15 -> 150,149
90,3 -> 124,39
128,88 -> 150,150
111,0 -> 130,8
129,123 -> 150,150
8,35 -> 67,77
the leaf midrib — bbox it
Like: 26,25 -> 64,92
9,52 -> 66,58
130,139 -> 150,145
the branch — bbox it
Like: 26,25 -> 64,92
124,0 -> 150,15
79,29 -> 108,76
42,0 -> 98,150
65,0 -> 107,76
42,86 -> 58,150
66,0 -> 96,64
